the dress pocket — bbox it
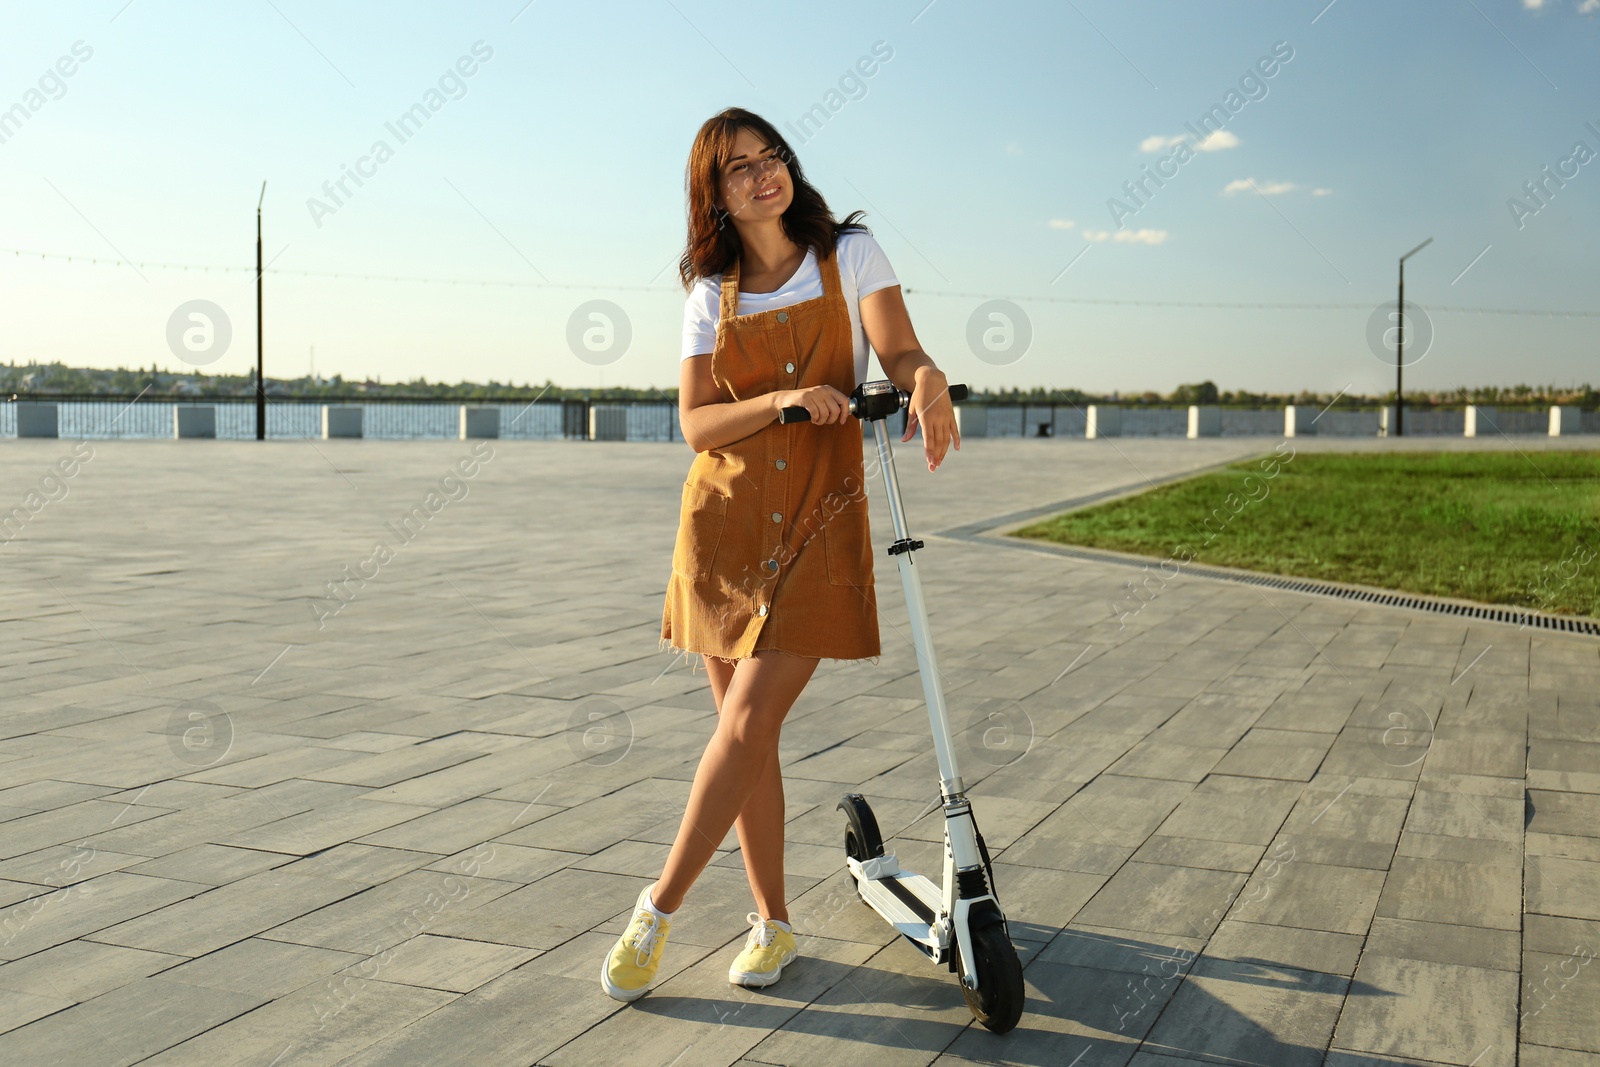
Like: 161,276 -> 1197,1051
823,499 -> 873,586
672,483 -> 730,582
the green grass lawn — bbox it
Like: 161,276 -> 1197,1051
1012,450 -> 1600,617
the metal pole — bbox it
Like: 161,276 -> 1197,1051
1395,237 -> 1432,440
1397,259 -> 1404,437
256,181 -> 267,440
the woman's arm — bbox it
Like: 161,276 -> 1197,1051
677,354 -> 850,453
861,285 -> 960,471
677,354 -> 775,452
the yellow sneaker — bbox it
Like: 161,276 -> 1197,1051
601,885 -> 673,1002
728,912 -> 797,987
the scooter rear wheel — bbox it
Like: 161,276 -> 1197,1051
955,923 -> 1025,1034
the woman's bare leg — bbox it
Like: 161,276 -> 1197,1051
701,657 -> 790,922
651,650 -> 817,915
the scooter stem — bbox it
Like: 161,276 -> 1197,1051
870,417 -> 966,801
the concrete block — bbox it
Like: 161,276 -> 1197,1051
588,404 -> 626,441
459,406 -> 500,439
1464,405 -> 1496,437
954,404 -> 987,437
1550,405 -> 1581,436
16,402 -> 58,438
174,406 -> 216,439
1087,404 -> 1121,438
1284,405 -> 1317,437
322,405 -> 363,439
1187,405 -> 1221,438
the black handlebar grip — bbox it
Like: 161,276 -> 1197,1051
777,382 -> 969,425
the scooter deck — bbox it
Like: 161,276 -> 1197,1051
848,858 -> 945,958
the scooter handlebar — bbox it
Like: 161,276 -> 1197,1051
778,382 -> 968,424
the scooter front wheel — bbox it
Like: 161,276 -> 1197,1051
955,922 -> 1025,1033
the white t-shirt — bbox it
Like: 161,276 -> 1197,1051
680,229 -> 900,388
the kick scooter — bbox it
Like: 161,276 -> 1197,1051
778,379 -> 1026,1034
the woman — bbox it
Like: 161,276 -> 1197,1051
602,107 -> 959,1002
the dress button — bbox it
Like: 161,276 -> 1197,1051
771,512 -> 782,523
775,459 -> 786,470
764,559 -> 778,572
784,361 -> 795,373
757,604 -> 768,617
777,311 -> 788,324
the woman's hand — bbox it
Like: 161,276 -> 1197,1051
770,384 -> 852,425
904,369 -> 960,472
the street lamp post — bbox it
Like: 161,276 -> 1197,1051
1395,237 -> 1432,437
256,181 -> 267,441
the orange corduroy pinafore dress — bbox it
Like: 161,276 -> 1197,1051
660,245 -> 881,663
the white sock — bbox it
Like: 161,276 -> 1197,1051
645,887 -> 676,919
770,918 -> 792,933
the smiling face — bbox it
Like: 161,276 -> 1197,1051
715,126 -> 792,226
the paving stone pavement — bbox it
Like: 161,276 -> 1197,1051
1,433 -> 1597,1066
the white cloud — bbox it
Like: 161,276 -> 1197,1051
1048,218 -> 1075,230
1222,177 -> 1298,196
1083,229 -> 1168,245
1005,142 -> 1024,155
1524,0 -> 1545,8
1312,187 -> 1333,196
1581,0 -> 1598,14
1195,130 -> 1240,152
1140,130 -> 1240,153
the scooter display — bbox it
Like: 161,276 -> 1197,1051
778,379 -> 1026,1034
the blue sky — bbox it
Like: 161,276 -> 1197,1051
2,0 -> 1596,397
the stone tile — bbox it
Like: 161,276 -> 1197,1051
1331,956 -> 1517,1065
1226,861 -> 1385,935
0,843 -> 148,887
0,939 -> 184,1002
1152,775 -> 1302,846
220,797 -> 436,856
422,841 -> 575,885
137,974 -> 454,1066
158,937 -> 365,998
0,872 -> 206,961
356,797 -> 527,856
334,967 -> 630,1067
1205,919 -> 1364,977
1212,728 -> 1335,782
1140,955 -> 1348,1067
1074,862 -> 1246,940
90,868 -> 364,958
277,843 -> 439,885
120,844 -> 291,886
1131,835 -> 1265,873
1363,916 -> 1520,972
1376,856 -> 1522,931
0,986 -> 70,1034
1528,856 -> 1600,921
264,870 -> 521,955
1519,947 -> 1600,1054
1527,790 -> 1600,839
1036,925 -> 1206,976
0,977 -> 266,1066
341,934 -> 536,993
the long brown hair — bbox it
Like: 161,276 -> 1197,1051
678,107 -> 871,292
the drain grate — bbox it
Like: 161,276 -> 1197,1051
952,535 -> 1600,636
